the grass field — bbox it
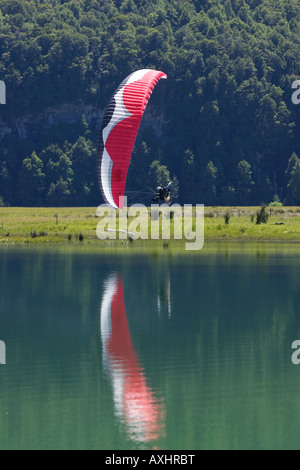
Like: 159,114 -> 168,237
1,206 -> 300,245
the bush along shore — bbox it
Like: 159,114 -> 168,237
1,206 -> 300,246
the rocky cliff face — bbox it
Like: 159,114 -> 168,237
0,102 -> 167,141
0,103 -> 102,141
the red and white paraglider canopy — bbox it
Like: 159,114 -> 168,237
97,69 -> 167,209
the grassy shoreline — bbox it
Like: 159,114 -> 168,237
1,206 -> 300,246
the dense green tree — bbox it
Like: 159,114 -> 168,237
234,160 -> 254,205
285,153 -> 300,205
179,149 -> 197,204
221,185 -> 237,206
47,176 -> 72,206
66,136 -> 96,205
203,160 -> 218,205
42,144 -> 74,205
148,160 -> 171,188
285,152 -> 299,187
0,161 -> 10,203
0,0 -> 300,206
18,151 -> 45,206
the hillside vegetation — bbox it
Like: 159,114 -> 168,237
0,0 -> 300,207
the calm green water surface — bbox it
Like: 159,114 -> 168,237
1,243 -> 300,450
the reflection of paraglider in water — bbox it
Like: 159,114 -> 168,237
153,259 -> 172,319
97,69 -> 167,209
100,274 -> 165,443
157,275 -> 172,319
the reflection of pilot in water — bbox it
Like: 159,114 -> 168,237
157,276 -> 171,318
100,274 -> 165,444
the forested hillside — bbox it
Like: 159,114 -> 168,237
1,0 -> 300,207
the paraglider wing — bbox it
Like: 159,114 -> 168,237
97,69 -> 167,209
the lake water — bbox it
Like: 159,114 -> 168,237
1,243 -> 300,450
